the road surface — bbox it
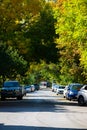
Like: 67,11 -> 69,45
0,88 -> 87,130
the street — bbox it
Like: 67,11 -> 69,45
0,88 -> 87,130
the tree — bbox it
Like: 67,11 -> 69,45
0,42 -> 27,81
54,0 -> 87,83
0,0 -> 43,60
25,60 -> 60,85
24,2 -> 59,63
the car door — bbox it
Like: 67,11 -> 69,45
84,85 -> 87,101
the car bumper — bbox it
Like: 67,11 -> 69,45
1,91 -> 22,98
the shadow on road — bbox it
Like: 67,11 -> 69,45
0,88 -> 87,113
0,99 -> 68,113
0,124 -> 86,130
0,97 -> 86,113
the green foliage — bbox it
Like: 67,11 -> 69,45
24,2 -> 58,63
0,0 -> 59,84
0,42 -> 27,80
54,0 -> 87,83
25,61 -> 60,84
1,0 -> 87,85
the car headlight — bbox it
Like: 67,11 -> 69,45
69,91 -> 73,95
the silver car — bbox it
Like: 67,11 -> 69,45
56,85 -> 65,95
63,85 -> 69,98
77,85 -> 87,106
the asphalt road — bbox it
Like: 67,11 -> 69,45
0,88 -> 87,130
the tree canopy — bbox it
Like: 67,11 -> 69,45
0,0 -> 87,84
0,42 -> 27,80
54,0 -> 87,83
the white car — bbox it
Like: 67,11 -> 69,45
63,85 -> 69,98
54,84 -> 60,92
77,85 -> 87,106
52,83 -> 57,92
56,85 -> 65,95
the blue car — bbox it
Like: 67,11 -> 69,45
66,83 -> 83,101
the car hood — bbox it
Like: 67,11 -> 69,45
71,90 -> 79,94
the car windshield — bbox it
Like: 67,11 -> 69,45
25,86 -> 31,89
56,85 -> 59,88
59,86 -> 65,89
72,85 -> 83,91
3,81 -> 19,87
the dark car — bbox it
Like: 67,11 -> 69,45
1,80 -> 24,100
66,83 -> 83,101
34,84 -> 40,90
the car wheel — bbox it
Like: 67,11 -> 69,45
66,94 -> 69,100
52,89 -> 54,92
1,96 -> 5,101
17,96 -> 22,100
69,97 -> 72,101
78,96 -> 85,106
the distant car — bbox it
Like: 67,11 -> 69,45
34,84 -> 40,90
54,84 -> 60,92
66,83 -> 83,101
52,84 -> 59,92
1,80 -> 24,100
77,85 -> 87,106
56,85 -> 65,95
40,81 -> 47,89
47,82 -> 51,87
25,85 -> 32,93
31,85 -> 35,92
63,85 -> 69,98
52,83 -> 56,92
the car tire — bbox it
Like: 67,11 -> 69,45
69,97 -> 71,101
17,96 -> 22,100
78,96 -> 85,106
1,96 -> 5,101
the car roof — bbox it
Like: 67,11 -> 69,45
4,80 -> 19,83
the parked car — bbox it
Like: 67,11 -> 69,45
52,83 -> 56,92
52,84 -> 59,92
77,85 -> 87,106
56,85 -> 65,95
63,85 -> 69,98
1,80 -> 24,100
46,82 -> 51,87
31,85 -> 35,92
54,84 -> 60,92
34,84 -> 40,90
25,85 -> 32,93
66,83 -> 83,101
